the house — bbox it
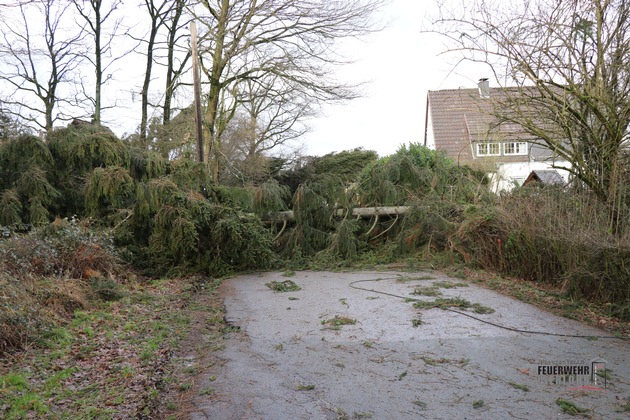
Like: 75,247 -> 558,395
424,79 -> 571,192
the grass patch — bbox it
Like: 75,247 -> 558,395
421,356 -> 451,366
413,297 -> 471,310
595,368 -> 612,380
411,286 -> 442,297
0,275 -> 207,419
321,315 -> 357,330
198,386 -> 214,395
556,399 -> 590,416
508,382 -> 529,391
432,281 -> 469,288
265,280 -> 301,292
412,317 -> 423,327
296,384 -> 315,391
413,297 -> 495,314
398,370 -> 407,381
471,303 -> 496,314
473,400 -> 484,409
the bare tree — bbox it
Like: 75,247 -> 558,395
193,0 -> 385,182
73,0 -> 126,125
132,0 -> 192,142
431,0 -> 630,228
137,0 -> 172,143
217,76 -> 310,184
0,0 -> 85,132
162,0 -> 191,125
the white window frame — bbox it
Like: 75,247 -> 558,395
476,142 -> 501,157
503,141 -> 528,156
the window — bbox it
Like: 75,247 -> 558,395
504,142 -> 528,156
476,142 -> 501,156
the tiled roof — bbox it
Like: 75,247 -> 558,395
524,169 -> 566,186
427,87 -> 538,165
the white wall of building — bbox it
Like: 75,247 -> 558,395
489,161 -> 572,193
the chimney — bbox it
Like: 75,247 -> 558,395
478,78 -> 490,98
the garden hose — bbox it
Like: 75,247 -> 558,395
348,278 -> 628,340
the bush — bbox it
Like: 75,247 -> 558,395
0,219 -> 124,354
457,187 -> 630,307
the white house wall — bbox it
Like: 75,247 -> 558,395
424,108 -> 436,149
491,161 -> 572,193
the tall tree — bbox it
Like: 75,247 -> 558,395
193,0 -> 385,182
0,0 -> 85,132
218,76 -> 311,184
133,0 -> 191,142
431,0 -> 630,230
138,0 -> 171,143
162,0 -> 191,125
73,0 -> 125,125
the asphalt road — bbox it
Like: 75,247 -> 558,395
190,271 -> 630,419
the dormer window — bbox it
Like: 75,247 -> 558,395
504,142 -> 528,156
476,142 -> 500,156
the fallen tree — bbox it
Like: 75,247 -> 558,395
263,206 -> 411,222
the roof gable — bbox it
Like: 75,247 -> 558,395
427,87 -> 541,165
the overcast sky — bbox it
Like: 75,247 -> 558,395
2,0 -> 492,158
300,0 -> 491,157
105,0 -> 492,158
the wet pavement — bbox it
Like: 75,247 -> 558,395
190,271 -> 630,419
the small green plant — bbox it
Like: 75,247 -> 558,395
508,382 -> 529,391
398,370 -> 407,381
595,368 -> 612,380
362,341 -> 373,348
339,298 -> 348,306
421,356 -> 450,366
412,317 -> 423,327
473,400 -> 484,409
297,384 -> 315,390
555,399 -> 590,416
199,387 -> 214,395
178,382 -> 192,391
288,296 -> 299,300
321,315 -> 356,330
282,270 -> 296,277
411,286 -> 442,297
0,373 -> 29,390
274,343 -> 284,351
471,303 -> 496,314
265,280 -> 301,292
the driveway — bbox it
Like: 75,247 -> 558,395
190,271 -> 630,419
